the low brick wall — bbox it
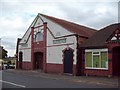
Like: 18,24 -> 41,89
84,69 -> 110,76
22,62 -> 32,70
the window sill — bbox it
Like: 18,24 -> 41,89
85,67 -> 108,70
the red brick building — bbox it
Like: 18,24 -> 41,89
80,23 -> 120,77
16,13 -> 96,75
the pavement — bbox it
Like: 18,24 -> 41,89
3,69 -> 119,88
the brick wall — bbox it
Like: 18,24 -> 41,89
84,69 -> 109,76
46,63 -> 77,75
22,62 -> 32,70
46,63 -> 63,74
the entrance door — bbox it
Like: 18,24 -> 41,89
64,49 -> 73,74
19,52 -> 23,69
112,47 -> 120,76
34,52 -> 43,70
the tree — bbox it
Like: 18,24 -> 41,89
0,46 -> 8,59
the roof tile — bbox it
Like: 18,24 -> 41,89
80,23 -> 120,48
40,14 -> 97,37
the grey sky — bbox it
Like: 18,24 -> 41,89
0,0 -> 119,56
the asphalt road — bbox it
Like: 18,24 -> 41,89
1,70 -> 118,88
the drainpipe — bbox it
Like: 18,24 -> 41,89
43,22 -> 47,73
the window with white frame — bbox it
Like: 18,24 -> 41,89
85,49 -> 108,69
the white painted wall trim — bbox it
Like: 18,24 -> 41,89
85,48 -> 108,70
85,48 -> 108,52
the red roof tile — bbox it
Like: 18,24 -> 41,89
40,14 -> 97,37
80,23 -> 120,48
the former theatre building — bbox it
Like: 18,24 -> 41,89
16,13 -> 120,77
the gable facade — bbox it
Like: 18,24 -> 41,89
16,13 -> 96,75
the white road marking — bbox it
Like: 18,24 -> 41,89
0,80 -> 26,88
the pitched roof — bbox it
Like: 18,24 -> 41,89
40,13 -> 97,38
80,23 -> 120,48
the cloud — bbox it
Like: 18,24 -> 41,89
0,6 -> 36,56
0,0 -> 119,56
56,2 -> 118,29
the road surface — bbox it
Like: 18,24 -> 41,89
1,70 -> 118,88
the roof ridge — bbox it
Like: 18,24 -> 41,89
40,13 -> 96,31
98,23 -> 120,30
39,13 -> 97,37
80,23 -> 120,48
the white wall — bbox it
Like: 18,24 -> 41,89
18,45 -> 31,62
18,14 -> 77,64
23,49 -> 31,62
34,16 -> 43,27
47,44 -> 77,64
18,36 -> 31,62
40,15 -> 74,37
20,15 -> 44,44
18,15 -> 44,62
39,14 -> 77,65
47,29 -> 77,64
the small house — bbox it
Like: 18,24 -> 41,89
80,23 -> 120,77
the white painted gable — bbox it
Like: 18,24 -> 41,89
20,14 -> 74,45
39,14 -> 74,37
19,15 -> 44,45
111,36 -> 117,40
110,29 -> 120,41
18,14 -> 77,63
20,16 -> 37,44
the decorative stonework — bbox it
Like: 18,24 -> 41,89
62,47 -> 75,74
111,29 -> 120,41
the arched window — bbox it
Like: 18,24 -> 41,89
35,32 -> 43,42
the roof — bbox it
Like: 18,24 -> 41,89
40,13 -> 97,38
80,23 -> 120,48
19,13 -> 97,44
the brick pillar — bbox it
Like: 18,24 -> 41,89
108,47 -> 113,77
73,64 -> 76,76
108,42 -> 120,77
31,27 -> 34,70
82,50 -> 85,75
43,22 -> 47,72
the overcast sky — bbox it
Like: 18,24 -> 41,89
0,0 -> 119,57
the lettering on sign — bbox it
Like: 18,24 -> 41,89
53,38 -> 66,44
21,43 -> 28,47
